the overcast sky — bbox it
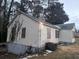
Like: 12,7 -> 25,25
15,0 -> 79,29
59,0 -> 79,29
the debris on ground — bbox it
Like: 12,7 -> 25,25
19,57 -> 28,59
46,50 -> 53,53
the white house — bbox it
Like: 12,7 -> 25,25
7,10 -> 60,55
7,9 -> 76,55
58,23 -> 76,43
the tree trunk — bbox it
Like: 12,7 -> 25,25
0,0 -> 14,43
7,0 -> 14,21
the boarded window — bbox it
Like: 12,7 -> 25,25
21,28 -> 26,38
55,30 -> 59,38
47,28 -> 51,39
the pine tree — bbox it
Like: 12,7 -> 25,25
44,2 -> 69,24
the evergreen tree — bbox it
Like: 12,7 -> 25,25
33,5 -> 43,18
44,2 -> 69,24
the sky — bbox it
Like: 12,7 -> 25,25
15,0 -> 79,29
59,0 -> 79,29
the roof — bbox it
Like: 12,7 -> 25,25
8,9 -> 60,29
8,9 -> 37,27
43,22 -> 60,29
58,23 -> 75,30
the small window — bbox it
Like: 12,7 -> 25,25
55,30 -> 59,38
21,28 -> 26,38
47,28 -> 51,39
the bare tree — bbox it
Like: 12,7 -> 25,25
7,0 -> 14,21
0,0 -> 14,42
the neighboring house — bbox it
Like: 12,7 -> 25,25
58,23 -> 76,43
7,10 -> 60,55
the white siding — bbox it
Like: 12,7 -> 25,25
51,29 -> 59,44
47,27 -> 59,44
40,25 -> 47,47
7,15 -> 21,42
40,25 -> 59,47
14,14 -> 40,47
59,30 -> 75,43
7,14 -> 41,48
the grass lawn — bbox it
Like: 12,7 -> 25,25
29,38 -> 79,59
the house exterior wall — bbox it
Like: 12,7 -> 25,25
7,14 -> 41,48
7,15 -> 21,42
40,24 -> 59,47
40,24 -> 47,47
14,14 -> 40,48
47,27 -> 59,44
51,28 -> 59,44
59,30 -> 75,43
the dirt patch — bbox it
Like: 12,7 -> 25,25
0,47 -> 19,59
0,52 -> 19,59
59,45 -> 79,54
